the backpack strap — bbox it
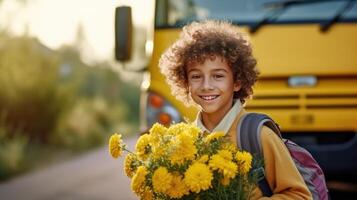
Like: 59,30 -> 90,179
236,112 -> 281,197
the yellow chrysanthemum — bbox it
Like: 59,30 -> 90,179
205,131 -> 225,143
184,162 -> 213,193
235,151 -> 253,174
187,123 -> 201,139
109,133 -> 124,158
150,141 -> 168,159
135,134 -> 151,160
169,123 -> 201,140
218,150 -> 233,161
152,167 -> 173,193
141,186 -> 153,200
149,122 -> 167,134
131,166 -> 148,196
209,154 -> 238,179
221,142 -> 237,153
166,174 -> 189,198
149,123 -> 168,150
167,122 -> 187,135
169,132 -> 197,165
197,155 -> 209,163
124,153 -> 138,178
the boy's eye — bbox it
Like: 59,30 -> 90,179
213,74 -> 224,79
190,74 -> 201,79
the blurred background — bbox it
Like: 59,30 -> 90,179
0,0 -> 144,182
0,0 -> 357,199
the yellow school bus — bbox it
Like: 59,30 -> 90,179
115,0 -> 357,183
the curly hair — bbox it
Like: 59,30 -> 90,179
159,20 -> 259,106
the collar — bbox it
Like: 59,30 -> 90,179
195,100 -> 242,134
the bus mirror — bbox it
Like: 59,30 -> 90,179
115,6 -> 132,62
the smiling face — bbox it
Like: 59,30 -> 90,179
187,56 -> 241,123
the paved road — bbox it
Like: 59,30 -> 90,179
0,137 -> 138,200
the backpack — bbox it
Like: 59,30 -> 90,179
236,112 -> 329,200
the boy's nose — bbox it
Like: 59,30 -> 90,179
202,77 -> 214,91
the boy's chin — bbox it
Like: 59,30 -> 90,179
200,106 -> 220,114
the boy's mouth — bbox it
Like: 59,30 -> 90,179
199,95 -> 219,101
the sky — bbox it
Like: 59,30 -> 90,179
0,0 -> 154,63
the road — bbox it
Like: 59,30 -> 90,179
0,137 -> 138,200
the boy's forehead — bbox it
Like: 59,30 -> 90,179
186,56 -> 231,72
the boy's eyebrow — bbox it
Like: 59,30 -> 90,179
212,68 -> 228,73
187,68 -> 200,73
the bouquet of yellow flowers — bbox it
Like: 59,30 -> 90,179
109,122 -> 262,200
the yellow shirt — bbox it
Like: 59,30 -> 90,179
195,101 -> 312,200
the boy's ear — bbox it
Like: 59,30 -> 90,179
233,81 -> 242,92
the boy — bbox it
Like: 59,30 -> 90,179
159,20 -> 312,199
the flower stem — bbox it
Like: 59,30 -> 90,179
123,147 -> 135,154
